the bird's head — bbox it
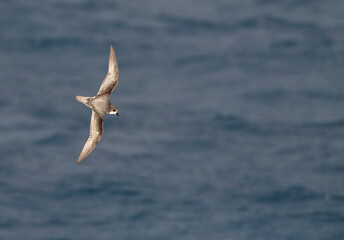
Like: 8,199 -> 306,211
109,106 -> 119,116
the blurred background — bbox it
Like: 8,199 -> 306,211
1,0 -> 344,239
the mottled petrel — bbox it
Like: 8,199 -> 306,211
76,45 -> 119,164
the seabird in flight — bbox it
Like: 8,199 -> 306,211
76,45 -> 119,164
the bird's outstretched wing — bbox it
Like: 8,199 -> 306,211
77,111 -> 103,164
97,45 -> 119,95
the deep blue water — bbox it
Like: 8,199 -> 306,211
1,0 -> 344,239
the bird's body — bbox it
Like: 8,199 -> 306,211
76,45 -> 120,164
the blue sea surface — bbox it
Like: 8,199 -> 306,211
1,0 -> 344,239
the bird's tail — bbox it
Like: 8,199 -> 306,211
76,96 -> 91,108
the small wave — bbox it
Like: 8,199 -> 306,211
158,14 -> 228,31
243,89 -> 344,103
31,37 -> 83,48
258,0 -> 321,8
316,164 -> 344,173
254,185 -> 321,203
53,0 -> 117,10
263,15 -> 322,32
301,119 -> 344,129
309,210 -> 344,223
35,132 -> 71,146
54,179 -> 141,199
0,218 -> 18,228
242,89 -> 289,103
301,90 -> 344,102
215,114 -> 251,131
0,99 -> 9,109
253,185 -> 344,204
215,114 -> 297,135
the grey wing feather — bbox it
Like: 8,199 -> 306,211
97,45 -> 119,95
77,111 -> 103,164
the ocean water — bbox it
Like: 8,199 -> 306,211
1,0 -> 344,239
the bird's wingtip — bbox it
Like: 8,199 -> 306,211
110,45 -> 115,55
76,154 -> 85,164
108,44 -> 118,74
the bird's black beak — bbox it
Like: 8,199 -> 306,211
116,112 -> 119,116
